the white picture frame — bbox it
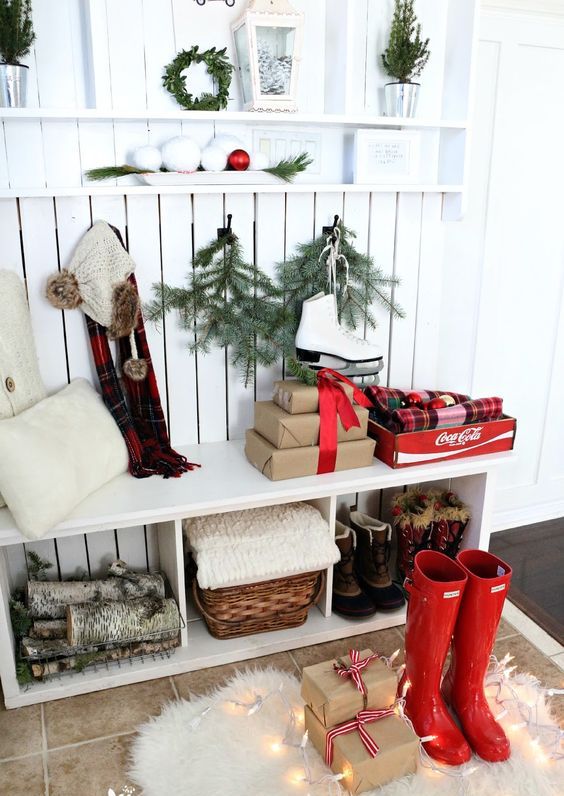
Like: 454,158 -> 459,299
353,129 -> 421,184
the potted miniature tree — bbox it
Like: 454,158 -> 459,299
0,0 -> 35,107
381,0 -> 430,118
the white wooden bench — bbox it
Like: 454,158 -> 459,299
0,439 -> 510,708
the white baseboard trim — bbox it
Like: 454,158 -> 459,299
492,499 -> 564,532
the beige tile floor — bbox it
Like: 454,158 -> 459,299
1,616 -> 562,796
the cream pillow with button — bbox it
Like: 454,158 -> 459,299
0,271 -> 47,508
0,378 -> 129,539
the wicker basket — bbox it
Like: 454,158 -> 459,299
192,570 -> 325,640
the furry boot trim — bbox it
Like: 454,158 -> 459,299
45,270 -> 82,310
107,281 -> 140,339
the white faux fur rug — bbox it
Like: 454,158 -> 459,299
127,668 -> 563,796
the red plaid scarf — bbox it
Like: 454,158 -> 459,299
85,239 -> 198,479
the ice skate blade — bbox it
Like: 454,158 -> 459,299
296,349 -> 384,373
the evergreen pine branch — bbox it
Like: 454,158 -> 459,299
286,357 -> 318,386
264,153 -> 313,183
26,550 -> 53,581
84,165 -> 157,182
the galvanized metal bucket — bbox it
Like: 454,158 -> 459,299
0,63 -> 28,108
384,82 -> 419,118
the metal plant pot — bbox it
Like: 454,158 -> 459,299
384,82 -> 419,118
0,63 -> 28,108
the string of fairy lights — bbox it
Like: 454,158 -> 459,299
109,649 -> 563,796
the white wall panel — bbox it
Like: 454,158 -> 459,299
255,192 -> 285,400
440,12 -> 564,529
33,0 -> 79,107
367,193 -> 396,388
126,194 -> 169,420
158,193 -> 199,446
19,198 -> 68,393
387,192 -> 423,389
0,200 -> 23,274
192,193 -> 227,443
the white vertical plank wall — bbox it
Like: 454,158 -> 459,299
2,0 -> 559,593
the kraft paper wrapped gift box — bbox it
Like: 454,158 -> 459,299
301,649 -> 397,728
254,400 -> 369,449
305,706 -> 419,794
273,379 -> 355,415
245,430 -> 374,481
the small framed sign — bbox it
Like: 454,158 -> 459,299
353,129 -> 420,184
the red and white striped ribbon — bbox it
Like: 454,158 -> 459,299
325,708 -> 396,766
333,649 -> 381,696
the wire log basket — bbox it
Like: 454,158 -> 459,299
193,569 -> 325,640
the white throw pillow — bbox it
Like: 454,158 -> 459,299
0,270 -> 48,507
0,378 -> 128,539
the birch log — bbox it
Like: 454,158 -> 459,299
27,570 -> 166,619
29,620 -> 67,639
67,597 -> 180,646
30,637 -> 180,679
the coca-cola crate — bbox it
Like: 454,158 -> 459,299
368,415 -> 516,468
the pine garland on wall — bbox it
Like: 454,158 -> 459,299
146,222 -> 404,387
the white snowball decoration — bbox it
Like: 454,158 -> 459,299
200,144 -> 228,172
249,151 -> 270,171
212,133 -> 245,156
161,136 -> 201,173
131,145 -> 162,172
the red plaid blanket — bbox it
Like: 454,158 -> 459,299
364,386 -> 503,434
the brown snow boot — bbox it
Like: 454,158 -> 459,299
350,511 -> 405,611
332,522 -> 377,618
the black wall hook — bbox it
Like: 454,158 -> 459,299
217,213 -> 233,240
322,214 -> 340,241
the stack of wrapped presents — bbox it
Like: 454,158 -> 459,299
245,379 -> 375,481
301,649 -> 419,793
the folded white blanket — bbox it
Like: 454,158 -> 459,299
183,502 -> 340,590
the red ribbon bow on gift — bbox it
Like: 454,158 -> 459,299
325,707 -> 396,766
333,649 -> 381,697
317,368 -> 373,474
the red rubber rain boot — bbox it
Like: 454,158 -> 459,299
442,549 -> 512,762
400,550 -> 472,766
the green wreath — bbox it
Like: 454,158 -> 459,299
162,46 -> 233,111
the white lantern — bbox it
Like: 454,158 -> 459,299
232,0 -> 304,112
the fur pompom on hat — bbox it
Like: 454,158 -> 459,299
46,220 -> 136,328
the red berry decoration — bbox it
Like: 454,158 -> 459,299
228,148 -> 250,171
392,506 -> 402,516
406,391 -> 423,407
426,397 -> 447,410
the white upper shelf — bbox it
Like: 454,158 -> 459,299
0,183 -> 464,198
0,108 -> 468,129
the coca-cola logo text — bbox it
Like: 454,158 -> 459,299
435,427 -> 483,447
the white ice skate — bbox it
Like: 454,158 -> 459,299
295,292 -> 384,381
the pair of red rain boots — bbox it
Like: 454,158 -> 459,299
400,548 -> 512,765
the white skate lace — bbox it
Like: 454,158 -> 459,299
319,219 -> 349,298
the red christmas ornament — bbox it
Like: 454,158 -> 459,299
228,148 -> 250,171
426,397 -> 447,410
406,391 -> 423,408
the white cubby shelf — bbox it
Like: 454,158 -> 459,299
0,439 -> 511,708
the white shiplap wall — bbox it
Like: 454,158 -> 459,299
440,8 -> 564,530
5,1 -> 561,587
